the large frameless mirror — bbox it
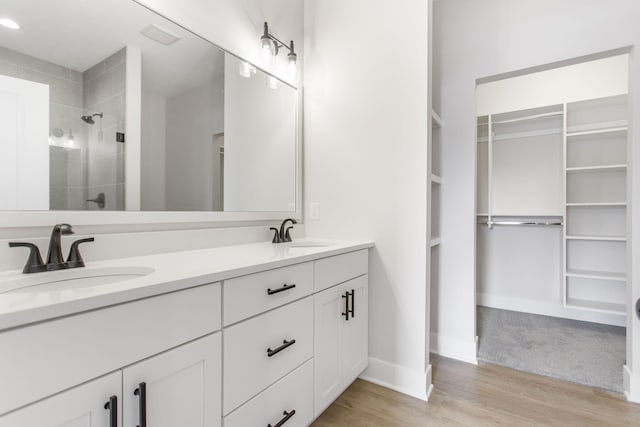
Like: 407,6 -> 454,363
0,0 -> 298,214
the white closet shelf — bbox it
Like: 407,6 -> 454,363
565,298 -> 625,315
492,110 -> 563,125
477,127 -> 561,143
566,164 -> 627,173
565,269 -> 626,282
431,174 -> 442,184
430,237 -> 441,247
566,119 -> 627,135
566,126 -> 627,138
566,202 -> 627,207
432,110 -> 443,128
566,235 -> 626,242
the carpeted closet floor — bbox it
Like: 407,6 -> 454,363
477,306 -> 626,392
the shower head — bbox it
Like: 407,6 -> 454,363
81,112 -> 103,125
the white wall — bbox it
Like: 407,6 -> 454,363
304,0 -> 430,400
141,90 -> 167,211
165,79 -> 223,211
224,55 -> 297,212
435,0 -> 640,400
477,54 -> 629,116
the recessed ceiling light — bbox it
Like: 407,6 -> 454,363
0,18 -> 20,30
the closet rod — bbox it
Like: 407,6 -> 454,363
490,110 -> 563,125
478,220 -> 563,227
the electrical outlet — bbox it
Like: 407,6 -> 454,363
310,202 -> 320,220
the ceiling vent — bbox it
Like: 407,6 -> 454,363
140,24 -> 180,46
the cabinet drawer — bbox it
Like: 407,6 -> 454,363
0,283 -> 221,416
224,262 -> 313,326
224,359 -> 313,427
314,249 -> 368,292
223,296 -> 313,414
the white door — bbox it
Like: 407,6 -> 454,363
313,284 -> 344,417
0,372 -> 121,427
122,333 -> 221,427
339,275 -> 369,387
0,74 -> 49,210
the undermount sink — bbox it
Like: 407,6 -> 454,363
0,266 -> 155,294
288,241 -> 330,248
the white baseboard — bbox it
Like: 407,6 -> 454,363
425,364 -> 434,401
359,357 -> 429,401
477,293 -> 626,327
624,365 -> 640,403
429,332 -> 477,365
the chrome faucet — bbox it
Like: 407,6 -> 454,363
270,218 -> 297,243
9,224 -> 95,273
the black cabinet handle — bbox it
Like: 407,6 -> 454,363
133,382 -> 146,427
267,283 -> 296,295
104,395 -> 118,427
342,292 -> 350,321
268,409 -> 296,427
267,339 -> 296,357
349,289 -> 355,318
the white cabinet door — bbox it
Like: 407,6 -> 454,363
0,372 -> 121,427
123,333 -> 221,427
339,275 -> 369,388
313,284 -> 343,417
314,275 -> 369,418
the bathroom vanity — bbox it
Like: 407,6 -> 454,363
0,241 -> 372,427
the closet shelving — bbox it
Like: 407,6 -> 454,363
476,95 -> 629,323
563,94 -> 628,315
476,105 -> 564,226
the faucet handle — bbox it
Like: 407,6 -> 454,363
270,227 -> 282,244
284,226 -> 294,242
8,242 -> 47,274
67,237 -> 95,268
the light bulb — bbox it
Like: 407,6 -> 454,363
288,56 -> 297,78
239,61 -> 256,78
0,18 -> 20,30
267,76 -> 279,90
67,129 -> 74,146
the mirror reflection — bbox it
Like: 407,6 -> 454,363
0,0 -> 297,212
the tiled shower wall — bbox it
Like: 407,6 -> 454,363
0,46 -> 127,211
82,48 -> 127,211
0,46 -> 86,210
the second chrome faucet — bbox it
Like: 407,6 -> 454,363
9,223 -> 94,274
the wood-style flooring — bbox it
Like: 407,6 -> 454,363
311,354 -> 640,426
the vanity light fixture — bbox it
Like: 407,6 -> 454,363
260,22 -> 297,76
0,18 -> 20,30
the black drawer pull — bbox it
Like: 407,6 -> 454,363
268,409 -> 296,427
267,283 -> 296,295
267,339 -> 296,357
133,382 -> 146,427
104,395 -> 118,427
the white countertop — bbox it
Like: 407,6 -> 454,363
0,240 -> 373,331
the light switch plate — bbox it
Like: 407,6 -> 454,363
310,202 -> 320,220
